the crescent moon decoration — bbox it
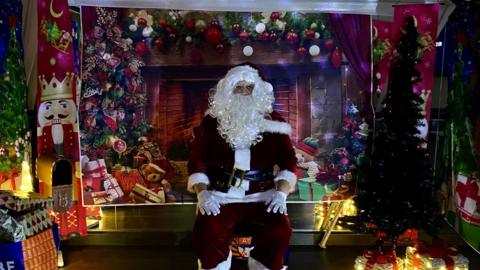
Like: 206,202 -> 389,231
373,26 -> 378,40
50,0 -> 63,19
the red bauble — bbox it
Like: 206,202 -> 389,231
331,47 -> 342,67
270,12 -> 280,21
215,44 -> 225,54
306,29 -> 315,40
135,42 -> 146,56
286,31 -> 299,45
205,27 -> 223,45
159,18 -> 168,27
165,26 -> 173,33
232,23 -> 241,34
239,31 -> 249,42
297,47 -> 306,56
261,31 -> 270,41
324,38 -> 335,49
154,38 -> 164,50
168,33 -> 177,41
186,19 -> 195,30
137,18 -> 147,27
113,138 -> 127,153
269,32 -> 278,41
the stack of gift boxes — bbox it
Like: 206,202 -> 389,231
82,159 -> 166,204
0,191 -> 58,269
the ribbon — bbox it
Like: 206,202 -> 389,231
0,166 -> 20,189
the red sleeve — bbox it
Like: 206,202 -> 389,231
188,118 -> 209,175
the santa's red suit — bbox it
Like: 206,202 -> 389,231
188,111 -> 297,270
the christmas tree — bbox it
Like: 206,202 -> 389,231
443,38 -> 477,177
355,16 -> 439,246
80,8 -> 149,167
328,101 -> 368,174
0,17 -> 30,175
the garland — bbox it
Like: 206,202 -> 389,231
123,10 -> 341,62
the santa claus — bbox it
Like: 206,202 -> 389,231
188,65 -> 297,270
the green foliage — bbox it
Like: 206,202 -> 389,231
0,23 -> 30,173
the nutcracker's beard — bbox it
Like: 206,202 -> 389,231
51,124 -> 65,155
208,86 -> 274,150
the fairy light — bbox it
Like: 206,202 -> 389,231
20,152 -> 33,192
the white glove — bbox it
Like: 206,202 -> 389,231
197,190 -> 221,216
265,191 -> 288,215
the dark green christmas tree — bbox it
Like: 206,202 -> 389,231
0,17 -> 30,174
355,16 -> 439,246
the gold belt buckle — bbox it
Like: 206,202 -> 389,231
227,167 -> 247,188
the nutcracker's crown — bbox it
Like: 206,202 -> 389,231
38,72 -> 74,102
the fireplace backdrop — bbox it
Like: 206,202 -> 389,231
79,7 -> 369,205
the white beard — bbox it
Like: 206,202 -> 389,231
52,124 -> 64,145
214,95 -> 268,150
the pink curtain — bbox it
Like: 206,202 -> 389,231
329,13 -> 372,92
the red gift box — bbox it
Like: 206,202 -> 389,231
112,169 -> 146,194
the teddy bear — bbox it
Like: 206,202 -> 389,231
139,163 -> 176,202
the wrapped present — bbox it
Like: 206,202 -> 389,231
103,175 -> 124,202
0,225 -> 59,270
91,191 -> 108,205
404,242 -> 469,270
130,183 -> 165,204
83,159 -> 108,179
0,209 -> 25,243
455,173 -> 480,225
354,249 -> 404,270
316,167 -> 340,188
82,176 -> 103,193
16,208 -> 52,238
0,191 -> 53,212
112,169 -> 146,194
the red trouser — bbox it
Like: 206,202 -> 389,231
193,202 -> 292,270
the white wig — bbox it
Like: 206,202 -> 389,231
207,65 -> 275,149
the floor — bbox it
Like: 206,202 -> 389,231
62,245 -> 480,270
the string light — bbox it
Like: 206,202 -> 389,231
20,152 -> 33,192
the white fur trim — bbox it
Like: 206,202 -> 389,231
187,172 -> 210,193
199,251 -> 232,270
248,256 -> 270,270
263,120 -> 292,135
234,148 -> 251,170
274,170 -> 297,192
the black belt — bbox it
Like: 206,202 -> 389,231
208,168 -> 274,193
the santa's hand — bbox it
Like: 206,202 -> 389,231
265,191 -> 288,215
197,190 -> 221,216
